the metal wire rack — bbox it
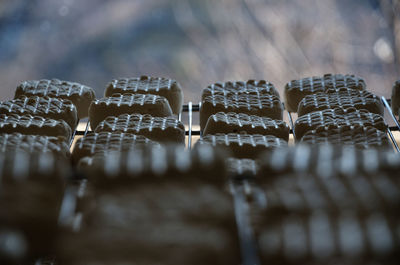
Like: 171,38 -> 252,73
54,98 -> 400,265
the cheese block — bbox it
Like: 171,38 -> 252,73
200,93 -> 283,131
94,113 -> 185,144
63,145 -> 237,264
0,95 -> 78,130
202,80 -> 280,100
257,211 -> 398,264
253,145 -> 400,264
0,113 -> 71,140
259,164 -> 400,214
0,150 -> 70,261
257,144 -> 400,179
15,79 -> 95,118
88,93 -> 172,130
195,133 -> 287,159
300,124 -> 391,149
294,108 -> 387,140
0,133 -> 69,157
71,132 -> 159,164
203,112 -> 289,141
297,92 -> 384,117
58,146 -> 237,265
78,144 -> 228,187
284,73 -> 366,112
105,76 -> 183,115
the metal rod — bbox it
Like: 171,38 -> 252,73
387,127 -> 400,152
84,121 -> 90,136
287,111 -> 296,140
199,101 -> 202,138
69,119 -> 79,147
185,130 -> 200,136
188,102 -> 193,149
178,108 -> 182,122
182,104 -> 200,112
230,181 -> 260,265
382,96 -> 400,131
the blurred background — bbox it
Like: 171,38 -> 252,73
0,0 -> 399,101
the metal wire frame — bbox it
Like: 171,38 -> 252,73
381,97 -> 400,152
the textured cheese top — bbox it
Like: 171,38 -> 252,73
284,74 -> 366,112
199,133 -> 287,148
89,93 -> 173,129
204,112 -> 289,139
261,171 -> 400,213
0,95 -> 76,115
0,150 -> 70,184
298,92 -> 384,116
79,144 -> 228,186
0,113 -> 72,140
92,93 -> 169,107
258,144 -> 400,178
209,112 -> 288,130
94,113 -> 185,143
202,80 -> 280,99
105,76 -> 183,114
0,95 -> 78,129
201,93 -> 283,121
15,79 -> 94,99
294,108 -> 387,140
260,165 -> 400,213
15,79 -> 95,118
286,73 -> 366,93
324,87 -> 376,97
72,132 -> 159,163
196,133 -> 287,159
257,211 -> 398,263
200,92 -> 283,130
300,125 -> 391,149
105,76 -> 181,95
0,133 -> 69,157
95,113 -> 185,134
204,93 -> 281,110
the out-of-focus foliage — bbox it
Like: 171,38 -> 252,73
0,0 -> 398,100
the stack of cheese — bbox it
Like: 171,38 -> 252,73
59,144 -> 240,265
58,76 -> 240,264
0,78 -> 96,264
285,74 -> 390,149
251,145 -> 400,265
197,80 -> 289,180
72,76 -> 185,164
